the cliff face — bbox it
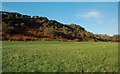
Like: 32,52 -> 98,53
1,11 -> 118,42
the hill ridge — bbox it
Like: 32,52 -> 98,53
1,11 -> 119,42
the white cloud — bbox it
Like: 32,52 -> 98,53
76,11 -> 104,19
84,11 -> 103,18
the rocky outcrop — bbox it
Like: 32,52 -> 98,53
1,11 -> 118,42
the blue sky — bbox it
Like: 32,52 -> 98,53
1,0 -> 119,2
2,2 -> 118,36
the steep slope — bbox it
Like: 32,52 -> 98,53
1,11 -> 116,41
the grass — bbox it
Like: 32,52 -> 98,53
2,41 -> 118,72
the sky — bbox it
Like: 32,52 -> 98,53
2,2 -> 118,36
1,0 -> 119,2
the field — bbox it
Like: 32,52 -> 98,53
2,41 -> 118,72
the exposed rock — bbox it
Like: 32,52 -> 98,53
1,11 -> 119,42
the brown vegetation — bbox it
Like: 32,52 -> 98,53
1,11 -> 119,42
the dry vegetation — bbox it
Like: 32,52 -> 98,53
1,11 -> 119,42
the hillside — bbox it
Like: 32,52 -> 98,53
0,11 -> 119,42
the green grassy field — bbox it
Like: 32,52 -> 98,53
2,41 -> 118,72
